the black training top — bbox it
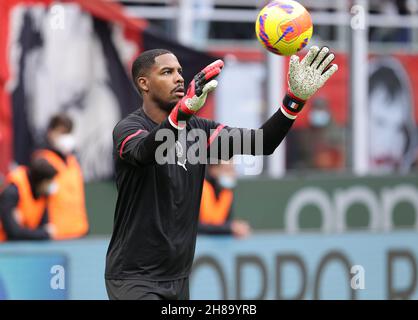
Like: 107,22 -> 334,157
105,107 -> 294,281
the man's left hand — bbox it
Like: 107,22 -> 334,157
288,46 -> 338,101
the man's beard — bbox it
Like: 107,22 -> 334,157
153,94 -> 177,113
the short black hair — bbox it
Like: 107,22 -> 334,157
47,113 -> 73,133
27,158 -> 58,186
131,49 -> 173,93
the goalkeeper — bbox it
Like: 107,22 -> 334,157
105,46 -> 337,300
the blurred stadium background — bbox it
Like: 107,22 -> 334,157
1,0 -> 418,300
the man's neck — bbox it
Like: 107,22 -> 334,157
142,103 -> 169,125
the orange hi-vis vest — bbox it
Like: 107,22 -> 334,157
199,179 -> 234,225
0,167 -> 47,241
35,150 -> 89,240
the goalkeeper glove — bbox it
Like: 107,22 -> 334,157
169,59 -> 224,129
281,46 -> 338,120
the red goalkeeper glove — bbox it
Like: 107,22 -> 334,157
169,59 -> 224,129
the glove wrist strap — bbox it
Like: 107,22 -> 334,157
280,90 -> 306,120
168,103 -> 193,130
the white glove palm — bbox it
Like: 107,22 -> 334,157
185,80 -> 218,112
288,46 -> 338,101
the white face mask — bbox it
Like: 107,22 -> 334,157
53,134 -> 76,155
309,110 -> 331,128
47,182 -> 59,195
218,175 -> 237,189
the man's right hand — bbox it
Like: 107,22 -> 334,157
169,60 -> 224,129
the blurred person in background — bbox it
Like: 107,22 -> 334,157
0,158 -> 57,241
198,162 -> 251,238
307,97 -> 345,170
34,114 -> 89,240
286,97 -> 345,171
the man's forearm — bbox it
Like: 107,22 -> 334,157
259,106 -> 295,155
208,97 -> 297,159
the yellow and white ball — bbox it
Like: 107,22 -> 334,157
255,0 -> 313,56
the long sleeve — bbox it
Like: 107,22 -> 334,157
206,107 -> 295,160
114,113 -> 182,166
0,184 -> 50,241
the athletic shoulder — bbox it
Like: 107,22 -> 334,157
113,109 -> 149,140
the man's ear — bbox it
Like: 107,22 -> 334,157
137,77 -> 149,93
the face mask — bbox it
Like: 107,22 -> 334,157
53,134 -> 76,155
218,175 -> 237,189
46,182 -> 59,195
310,110 -> 331,128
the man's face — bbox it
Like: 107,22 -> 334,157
141,53 -> 185,111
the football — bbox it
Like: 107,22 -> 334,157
255,0 -> 313,56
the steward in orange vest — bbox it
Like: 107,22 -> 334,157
0,159 -> 58,241
198,163 -> 251,238
34,114 -> 89,240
